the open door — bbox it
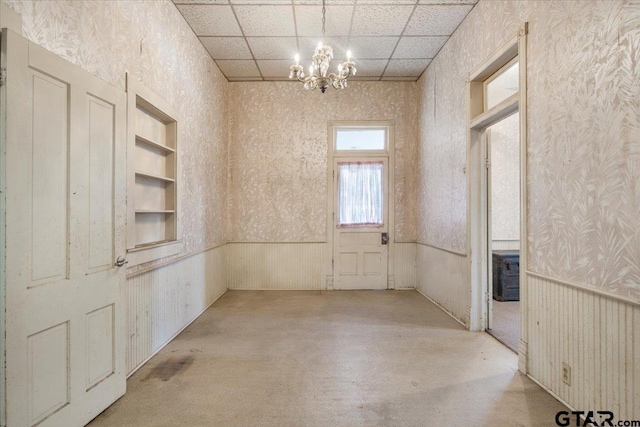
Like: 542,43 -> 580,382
2,29 -> 127,426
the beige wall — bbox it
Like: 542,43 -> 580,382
418,0 -> 640,303
417,0 -> 640,418
228,81 -> 418,244
3,0 -> 230,272
490,113 -> 520,246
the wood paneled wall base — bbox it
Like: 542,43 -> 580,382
416,244 -> 470,328
126,247 -> 226,375
527,274 -> 640,420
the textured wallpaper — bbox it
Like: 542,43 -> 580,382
3,0 -> 230,268
417,0 -> 640,300
490,113 -> 520,243
229,81 -> 418,243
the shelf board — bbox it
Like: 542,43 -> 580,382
135,170 -> 175,183
135,134 -> 175,153
135,209 -> 175,214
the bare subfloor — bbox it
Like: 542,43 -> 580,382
89,290 -> 565,427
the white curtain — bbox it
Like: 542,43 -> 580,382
338,162 -> 383,226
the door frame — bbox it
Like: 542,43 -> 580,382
467,24 -> 528,373
326,121 -> 395,290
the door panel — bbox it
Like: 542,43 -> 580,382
2,29 -> 127,426
333,158 -> 388,290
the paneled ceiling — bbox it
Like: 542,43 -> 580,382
173,0 -> 477,82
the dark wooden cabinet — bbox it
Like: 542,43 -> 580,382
492,250 -> 520,301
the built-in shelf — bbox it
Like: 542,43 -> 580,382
135,134 -> 175,154
135,170 -> 175,183
135,209 -> 175,214
126,74 -> 180,263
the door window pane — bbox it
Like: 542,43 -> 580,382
336,128 -> 386,150
337,162 -> 383,227
486,61 -> 519,110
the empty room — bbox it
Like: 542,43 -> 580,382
0,0 -> 638,426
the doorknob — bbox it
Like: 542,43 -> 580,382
115,256 -> 128,267
381,233 -> 388,245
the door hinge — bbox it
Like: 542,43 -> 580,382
485,158 -> 490,169
332,258 -> 334,268
0,68 -> 6,87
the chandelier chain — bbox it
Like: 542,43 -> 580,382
322,0 -> 326,38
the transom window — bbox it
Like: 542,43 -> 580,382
335,126 -> 388,152
484,58 -> 519,110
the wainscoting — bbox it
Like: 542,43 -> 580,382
226,242 -> 416,291
227,243 -> 326,290
492,239 -> 520,251
416,243 -> 470,327
392,242 -> 417,289
126,246 -> 227,375
526,273 -> 640,419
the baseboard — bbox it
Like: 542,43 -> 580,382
126,288 -> 228,378
415,288 -> 468,329
526,373 -> 574,413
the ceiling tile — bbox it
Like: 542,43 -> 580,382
228,77 -> 264,81
404,5 -> 473,36
419,0 -> 477,4
257,60 -> 296,78
294,5 -> 353,37
216,60 -> 262,77
248,37 -> 298,59
174,0 -> 228,4
294,0 -> 353,4
357,0 -> 416,3
200,37 -> 252,59
348,37 -> 398,59
176,5 -> 242,36
234,5 -> 296,36
297,37 -> 349,59
351,59 -> 388,77
350,76 -> 381,81
392,36 -> 448,59
350,5 -> 415,36
381,76 -> 418,81
231,0 -> 292,3
383,58 -> 431,76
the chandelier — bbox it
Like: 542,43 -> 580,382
289,0 -> 356,93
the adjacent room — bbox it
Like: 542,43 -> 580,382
0,0 -> 638,426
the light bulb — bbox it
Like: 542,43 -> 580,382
346,50 -> 352,60
318,41 -> 323,49
309,64 -> 314,75
294,53 -> 300,65
338,64 -> 343,73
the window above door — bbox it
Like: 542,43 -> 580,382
332,122 -> 390,156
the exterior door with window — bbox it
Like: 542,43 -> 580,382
331,125 -> 390,290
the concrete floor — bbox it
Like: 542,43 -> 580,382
89,290 -> 566,427
488,300 -> 520,352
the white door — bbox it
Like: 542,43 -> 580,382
333,158 -> 389,290
484,130 -> 494,330
2,29 -> 127,426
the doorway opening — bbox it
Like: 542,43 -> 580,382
485,112 -> 521,352
467,24 -> 528,371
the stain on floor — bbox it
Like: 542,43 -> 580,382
143,355 -> 195,382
